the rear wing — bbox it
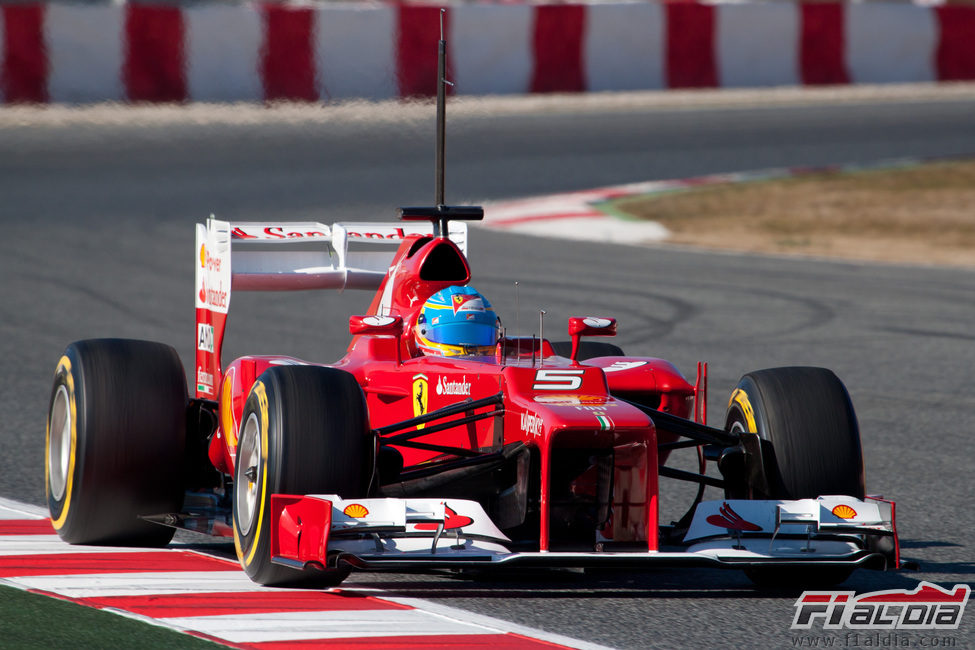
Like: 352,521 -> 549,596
196,217 -> 468,293
193,216 -> 468,398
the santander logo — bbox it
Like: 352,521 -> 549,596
437,375 -> 471,396
199,281 -> 228,309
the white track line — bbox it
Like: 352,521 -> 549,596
9,571 -> 269,598
160,609 -> 501,644
380,595 -> 615,650
0,497 -> 47,519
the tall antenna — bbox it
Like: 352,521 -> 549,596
398,10 -> 482,238
434,8 -> 449,224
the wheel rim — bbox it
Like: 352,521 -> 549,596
48,385 -> 71,501
235,413 -> 262,537
728,420 -> 747,435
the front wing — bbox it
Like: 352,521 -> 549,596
268,494 -> 900,574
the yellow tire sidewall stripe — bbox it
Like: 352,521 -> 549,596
48,356 -> 77,530
234,381 -> 270,568
729,387 -> 758,433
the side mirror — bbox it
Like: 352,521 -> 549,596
349,315 -> 403,337
567,317 -> 617,362
350,315 -> 405,365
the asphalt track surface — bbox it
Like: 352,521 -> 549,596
2,89 -> 974,648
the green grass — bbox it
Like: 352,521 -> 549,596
0,584 -> 225,649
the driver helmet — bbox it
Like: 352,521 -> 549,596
414,286 -> 499,356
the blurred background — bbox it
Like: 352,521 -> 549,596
2,2 -> 974,648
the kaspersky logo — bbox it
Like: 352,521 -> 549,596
792,582 -> 969,630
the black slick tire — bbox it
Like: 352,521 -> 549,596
46,339 -> 187,546
724,366 -> 864,500
724,366 -> 864,588
233,365 -> 373,587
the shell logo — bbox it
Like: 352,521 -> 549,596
343,503 -> 369,518
831,504 -> 857,519
200,244 -> 206,267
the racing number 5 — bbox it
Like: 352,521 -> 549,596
533,369 -> 585,390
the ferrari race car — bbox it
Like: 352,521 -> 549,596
44,25 -> 902,588
44,206 -> 904,588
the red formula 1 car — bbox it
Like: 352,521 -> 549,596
44,204 -> 903,588
44,30 -> 902,588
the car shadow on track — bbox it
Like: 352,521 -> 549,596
899,539 -> 963,549
343,567 -> 939,601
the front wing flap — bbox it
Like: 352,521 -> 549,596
268,494 -> 899,573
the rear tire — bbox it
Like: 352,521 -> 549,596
724,366 -> 864,588
46,339 -> 187,546
550,340 -> 625,360
233,365 -> 374,587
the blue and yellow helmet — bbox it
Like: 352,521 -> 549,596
414,286 -> 499,356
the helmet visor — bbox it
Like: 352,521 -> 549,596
425,321 -> 498,347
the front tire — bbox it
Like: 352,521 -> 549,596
46,339 -> 187,546
725,366 -> 864,500
724,366 -> 864,587
233,365 -> 373,586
